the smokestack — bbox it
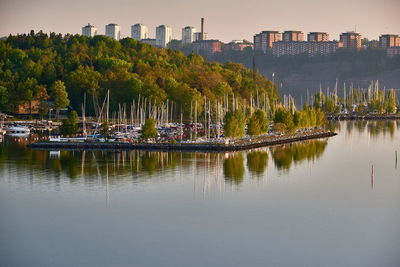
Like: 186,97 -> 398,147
201,18 -> 204,40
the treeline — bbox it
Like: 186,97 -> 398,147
0,31 -> 280,117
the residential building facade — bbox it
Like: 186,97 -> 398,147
340,32 -> 361,49
131,24 -> 148,40
82,23 -> 97,37
272,41 -> 342,57
105,23 -> 120,40
156,25 -> 172,48
182,26 -> 197,44
387,47 -> 400,57
282,31 -> 304,42
253,31 -> 281,52
379,34 -> 400,48
307,32 -> 329,42
192,40 -> 222,55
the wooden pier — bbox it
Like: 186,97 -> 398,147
28,131 -> 337,152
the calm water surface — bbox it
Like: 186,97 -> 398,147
0,121 -> 399,267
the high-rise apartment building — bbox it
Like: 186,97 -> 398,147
131,24 -> 148,40
379,34 -> 400,48
182,26 -> 197,44
282,31 -> 304,42
340,32 -> 361,49
307,32 -> 329,42
105,23 -> 120,40
156,25 -> 172,48
82,23 -> 97,37
253,31 -> 282,52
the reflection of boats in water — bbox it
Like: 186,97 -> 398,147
5,126 -> 30,137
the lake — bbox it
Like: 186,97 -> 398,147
0,120 -> 399,267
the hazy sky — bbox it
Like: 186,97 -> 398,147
1,0 -> 399,42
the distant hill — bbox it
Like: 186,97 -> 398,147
201,49 -> 400,101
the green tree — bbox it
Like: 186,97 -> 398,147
0,86 -> 9,111
50,80 -> 69,118
274,108 -> 295,133
60,110 -> 79,136
247,109 -> 269,136
224,110 -> 246,139
141,118 -> 158,140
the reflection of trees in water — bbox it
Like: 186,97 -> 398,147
343,120 -> 398,138
270,140 -> 328,171
246,151 -> 268,177
327,121 -> 340,132
223,153 -> 244,185
367,120 -> 396,138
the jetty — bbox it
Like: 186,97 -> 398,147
28,130 -> 336,152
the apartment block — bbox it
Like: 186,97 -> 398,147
82,23 -> 97,37
379,34 -> 400,48
253,31 -> 281,52
340,32 -> 361,49
192,40 -> 222,55
307,32 -> 329,42
131,24 -> 149,40
272,41 -> 342,57
282,31 -> 304,42
105,23 -> 120,40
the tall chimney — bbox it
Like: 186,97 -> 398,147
201,18 -> 204,40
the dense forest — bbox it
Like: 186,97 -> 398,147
0,31 -> 280,118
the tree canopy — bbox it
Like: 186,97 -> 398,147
0,32 -> 280,117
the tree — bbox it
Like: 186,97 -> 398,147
274,108 -> 295,133
247,109 -> 268,136
141,118 -> 158,140
50,80 -> 69,118
224,110 -> 246,139
0,86 -> 9,111
60,110 -> 78,136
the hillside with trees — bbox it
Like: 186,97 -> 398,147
195,47 -> 400,101
0,31 -> 280,118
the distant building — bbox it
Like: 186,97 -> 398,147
282,31 -> 304,42
82,23 -> 97,37
340,32 -> 361,49
387,47 -> 400,57
182,26 -> 197,44
253,31 -> 281,52
379,34 -> 400,48
272,41 -> 342,57
307,32 -> 329,42
105,23 -> 120,40
192,40 -> 222,55
156,25 -> 172,48
224,40 -> 253,51
194,32 -> 208,41
141,38 -> 157,46
131,24 -> 148,40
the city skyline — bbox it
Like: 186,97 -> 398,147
1,0 -> 399,42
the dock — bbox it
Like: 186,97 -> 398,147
28,131 -> 337,152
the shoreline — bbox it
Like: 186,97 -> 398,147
327,114 -> 400,120
28,131 -> 337,152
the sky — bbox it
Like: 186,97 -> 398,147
0,0 -> 399,42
